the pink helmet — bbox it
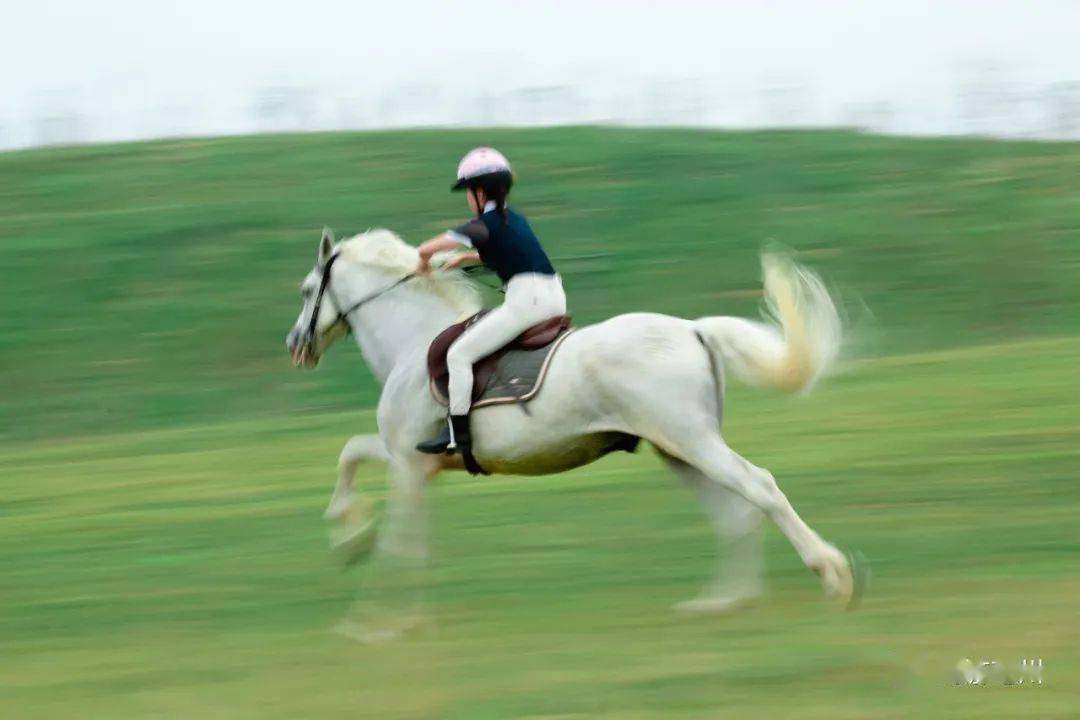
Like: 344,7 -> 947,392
453,147 -> 512,191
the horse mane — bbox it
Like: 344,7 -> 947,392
337,228 -> 483,317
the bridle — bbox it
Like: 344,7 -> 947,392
303,252 -> 415,346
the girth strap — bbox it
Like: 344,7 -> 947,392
461,448 -> 489,476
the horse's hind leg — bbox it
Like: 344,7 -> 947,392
599,336 -> 851,603
660,432 -> 853,604
660,453 -> 764,614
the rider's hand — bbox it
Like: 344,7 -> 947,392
417,234 -> 463,276
416,254 -> 432,276
443,252 -> 480,271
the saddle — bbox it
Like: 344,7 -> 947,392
427,312 -> 573,408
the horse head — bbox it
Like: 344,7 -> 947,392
286,228 -> 351,368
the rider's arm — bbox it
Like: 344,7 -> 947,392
443,251 -> 481,270
418,220 -> 490,274
417,234 -> 463,274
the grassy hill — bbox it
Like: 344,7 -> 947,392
2,128 -> 1079,441
3,338 -> 1078,718
2,129 -> 1079,717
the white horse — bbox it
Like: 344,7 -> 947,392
286,228 -> 857,619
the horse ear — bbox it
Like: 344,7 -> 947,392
318,228 -> 335,265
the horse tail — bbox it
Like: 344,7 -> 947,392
694,253 -> 841,395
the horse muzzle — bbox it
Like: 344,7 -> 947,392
293,345 -> 321,368
286,330 -> 321,369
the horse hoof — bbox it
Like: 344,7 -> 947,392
333,613 -> 432,644
846,551 -> 871,610
333,620 -> 402,644
673,593 -> 758,616
331,518 -> 379,566
812,546 -> 855,606
323,500 -> 350,522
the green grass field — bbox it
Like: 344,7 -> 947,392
2,129 -> 1078,718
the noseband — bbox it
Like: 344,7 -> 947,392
304,252 -> 415,345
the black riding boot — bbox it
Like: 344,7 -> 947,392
416,414 -> 472,455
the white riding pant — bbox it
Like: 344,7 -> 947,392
447,273 -> 567,415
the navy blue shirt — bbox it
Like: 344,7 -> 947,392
452,207 -> 555,285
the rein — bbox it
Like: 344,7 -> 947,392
305,252 -> 415,343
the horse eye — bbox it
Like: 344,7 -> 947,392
302,288 -> 313,299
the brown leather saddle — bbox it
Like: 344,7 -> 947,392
427,312 -> 573,408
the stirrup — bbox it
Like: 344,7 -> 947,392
416,428 -> 452,455
416,415 -> 470,456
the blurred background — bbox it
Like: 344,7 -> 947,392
2,2 -> 1078,718
3,0 -> 1080,149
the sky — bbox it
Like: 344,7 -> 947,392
1,0 -> 1078,148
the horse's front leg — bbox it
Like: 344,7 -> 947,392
325,434 -> 390,564
325,434 -> 390,519
337,455 -> 438,642
375,457 -> 432,564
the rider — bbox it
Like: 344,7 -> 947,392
415,147 -> 565,457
